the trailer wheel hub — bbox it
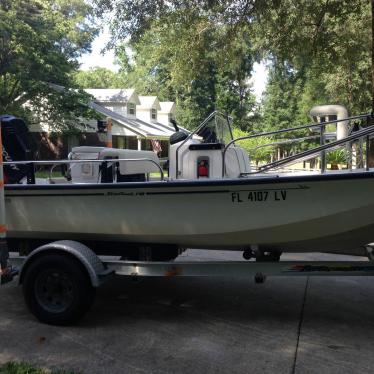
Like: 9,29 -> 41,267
34,270 -> 74,313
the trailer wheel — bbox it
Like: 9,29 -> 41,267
22,254 -> 96,325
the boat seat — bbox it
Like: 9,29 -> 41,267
99,148 -> 160,175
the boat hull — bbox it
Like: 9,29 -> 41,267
5,172 -> 374,255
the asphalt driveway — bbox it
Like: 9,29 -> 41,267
1,250 -> 374,374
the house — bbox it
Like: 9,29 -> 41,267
158,102 -> 176,127
136,96 -> 161,124
132,96 -> 178,147
85,90 -> 176,154
84,89 -> 139,119
25,86 -> 178,159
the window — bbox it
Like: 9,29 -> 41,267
151,108 -> 157,120
128,102 -> 136,116
113,105 -> 126,115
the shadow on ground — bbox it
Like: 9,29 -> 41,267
1,251 -> 374,374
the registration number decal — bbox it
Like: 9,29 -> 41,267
231,190 -> 287,203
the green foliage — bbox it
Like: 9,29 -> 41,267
232,128 -> 273,164
258,0 -> 371,153
111,12 -> 258,130
73,67 -> 126,89
0,0 -> 98,131
93,0 -> 372,138
325,148 -> 349,165
256,0 -> 371,115
28,85 -> 100,132
0,361 -> 79,374
260,62 -> 312,144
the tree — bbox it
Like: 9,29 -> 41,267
92,0 -> 263,128
232,127 -> 273,165
113,15 -> 258,130
0,0 -> 99,130
259,63 -> 323,158
93,0 -> 372,131
255,0 -> 371,114
73,67 -> 126,88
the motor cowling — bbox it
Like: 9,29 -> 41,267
169,130 -> 189,145
0,115 -> 34,184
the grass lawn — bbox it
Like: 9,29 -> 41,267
0,362 -> 79,374
34,170 -> 63,179
35,170 -> 167,180
150,173 -> 167,179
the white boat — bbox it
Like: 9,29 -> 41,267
3,111 -> 374,261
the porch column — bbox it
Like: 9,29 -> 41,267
106,117 -> 113,148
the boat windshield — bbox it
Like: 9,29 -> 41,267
196,112 -> 234,145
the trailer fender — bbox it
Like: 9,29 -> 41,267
19,240 -> 108,287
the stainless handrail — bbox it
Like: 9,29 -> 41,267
3,158 -> 164,182
222,113 -> 372,176
242,124 -> 374,174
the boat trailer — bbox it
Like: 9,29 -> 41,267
8,249 -> 374,282
2,242 -> 374,325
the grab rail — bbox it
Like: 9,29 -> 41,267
243,124 -> 374,174
3,158 -> 164,183
222,113 -> 372,176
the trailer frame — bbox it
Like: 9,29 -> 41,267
4,240 -> 374,325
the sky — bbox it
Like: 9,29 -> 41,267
78,28 -> 268,101
78,27 -> 118,72
250,62 -> 268,101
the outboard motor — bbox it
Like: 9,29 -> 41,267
0,115 -> 34,184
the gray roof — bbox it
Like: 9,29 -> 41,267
85,89 -> 140,104
159,102 -> 175,113
138,96 -> 161,110
89,101 -> 175,139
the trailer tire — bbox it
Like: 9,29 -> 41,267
22,253 -> 96,325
